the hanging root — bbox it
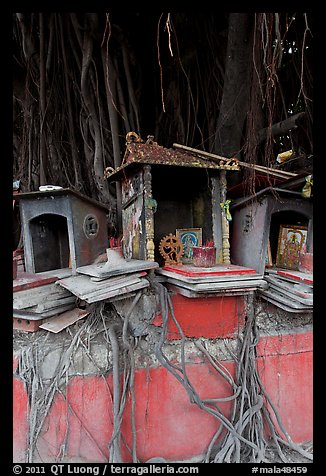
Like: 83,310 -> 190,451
15,281 -> 312,464
106,292 -> 142,463
17,305 -> 103,462
151,280 -> 312,463
16,297 -> 141,464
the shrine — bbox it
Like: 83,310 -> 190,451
15,188 -> 109,274
105,133 -> 240,267
230,184 -> 313,275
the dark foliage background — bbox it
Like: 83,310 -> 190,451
13,12 -> 313,223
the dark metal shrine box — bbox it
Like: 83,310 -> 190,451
230,187 -> 313,275
105,136 -> 241,265
16,188 -> 109,274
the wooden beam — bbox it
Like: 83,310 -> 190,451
172,143 -> 297,179
236,161 -> 297,179
173,143 -> 231,164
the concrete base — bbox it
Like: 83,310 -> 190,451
13,327 -> 312,463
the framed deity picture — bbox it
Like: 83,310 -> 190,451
176,228 -> 202,263
276,224 -> 308,270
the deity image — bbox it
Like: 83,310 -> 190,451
277,226 -> 307,270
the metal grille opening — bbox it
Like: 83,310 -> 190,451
83,214 -> 99,238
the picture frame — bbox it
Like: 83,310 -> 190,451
276,224 -> 308,270
176,228 -> 202,263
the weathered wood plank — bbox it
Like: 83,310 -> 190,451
258,293 -> 310,313
13,304 -> 76,320
265,275 -> 313,300
57,272 -> 146,298
160,276 -> 267,292
13,275 -> 58,293
80,277 -> 144,300
13,282 -> 71,298
167,284 -> 257,299
266,283 -> 313,306
259,288 -> 312,311
39,308 -> 90,333
276,269 -> 313,285
156,267 -> 263,283
13,286 -> 74,309
35,296 -> 77,312
85,279 -> 149,303
76,259 -> 158,278
172,143 -> 297,178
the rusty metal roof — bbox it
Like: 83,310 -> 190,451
105,139 -> 240,181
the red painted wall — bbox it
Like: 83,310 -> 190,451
121,363 -> 234,462
152,293 -> 246,339
35,377 -> 114,462
257,332 -> 313,444
13,378 -> 29,462
13,329 -> 312,463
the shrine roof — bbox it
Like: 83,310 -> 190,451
13,188 -> 110,211
105,136 -> 240,181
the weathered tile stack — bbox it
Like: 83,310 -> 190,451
13,257 -> 159,332
156,263 -> 267,297
58,259 -> 158,303
259,269 -> 313,312
13,273 -> 76,332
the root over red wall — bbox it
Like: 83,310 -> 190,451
13,330 -> 312,463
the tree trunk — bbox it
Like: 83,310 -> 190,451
101,49 -> 122,231
213,13 -> 253,158
58,14 -> 81,188
257,112 -> 306,144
